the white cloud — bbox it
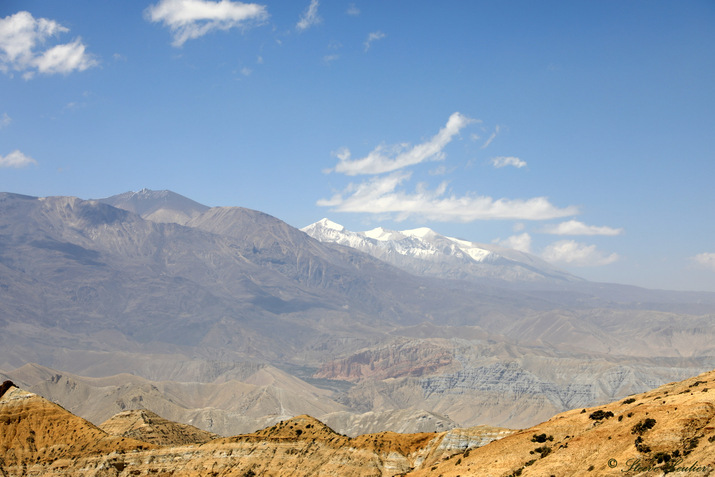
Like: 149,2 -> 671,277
0,150 -> 37,168
494,233 -> 532,253
540,219 -> 623,236
296,0 -> 321,31
323,54 -> 339,64
146,0 -> 268,47
364,31 -> 386,52
347,4 -> 360,16
0,113 -> 10,128
318,171 -> 579,222
330,112 -> 474,176
0,11 -> 97,78
491,156 -> 526,169
240,66 -> 252,76
541,240 -> 618,266
692,253 -> 715,271
34,38 -> 96,75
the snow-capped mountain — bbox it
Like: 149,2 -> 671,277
302,218 -> 582,283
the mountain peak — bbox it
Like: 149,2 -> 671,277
315,218 -> 345,231
99,189 -> 209,225
100,409 -> 218,446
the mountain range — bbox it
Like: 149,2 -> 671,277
0,189 -> 713,435
302,218 -> 579,283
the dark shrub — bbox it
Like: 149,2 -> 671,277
589,410 -> 614,421
631,418 -> 656,435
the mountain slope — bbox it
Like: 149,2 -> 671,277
0,192 -> 527,368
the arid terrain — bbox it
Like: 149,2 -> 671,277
2,368 -> 715,476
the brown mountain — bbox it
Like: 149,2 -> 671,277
100,409 -> 218,446
0,382 -> 154,472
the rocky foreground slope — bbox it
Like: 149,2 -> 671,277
2,369 -> 715,476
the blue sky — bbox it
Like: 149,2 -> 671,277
1,0 -> 714,291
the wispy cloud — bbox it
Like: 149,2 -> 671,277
318,171 -> 578,222
146,0 -> 268,47
323,54 -> 339,64
0,113 -> 10,129
481,125 -> 500,149
297,0 -> 321,31
0,11 -> 97,79
692,253 -> 715,271
541,239 -> 618,266
494,233 -> 532,253
0,149 -> 37,168
491,156 -> 526,169
364,31 -> 386,52
347,4 -> 360,16
329,112 -> 474,176
540,219 -> 623,236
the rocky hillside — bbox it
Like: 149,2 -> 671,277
409,369 -> 715,476
1,370 -> 715,476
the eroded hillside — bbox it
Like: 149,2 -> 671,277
2,369 -> 715,476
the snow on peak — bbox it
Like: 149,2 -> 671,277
314,218 -> 345,231
401,227 -> 437,239
363,227 -> 405,241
